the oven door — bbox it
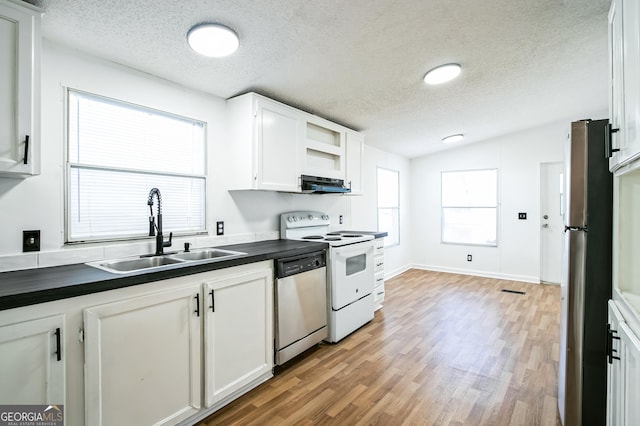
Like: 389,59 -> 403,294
330,241 -> 374,310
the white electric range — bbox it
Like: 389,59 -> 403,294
280,211 -> 375,342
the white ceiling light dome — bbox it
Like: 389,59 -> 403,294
442,133 -> 464,144
424,63 -> 462,85
187,23 -> 239,57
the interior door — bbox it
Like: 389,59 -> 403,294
540,162 -> 564,284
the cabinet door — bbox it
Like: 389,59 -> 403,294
345,131 -> 364,194
621,0 -> 640,166
204,268 -> 273,407
84,285 -> 202,426
256,99 -> 302,191
0,0 -> 40,177
0,315 -> 64,405
620,322 -> 640,425
607,301 -> 625,426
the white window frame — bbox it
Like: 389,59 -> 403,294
64,88 -> 207,243
441,168 -> 498,247
377,167 -> 400,247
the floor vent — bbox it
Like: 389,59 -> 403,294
501,289 -> 526,295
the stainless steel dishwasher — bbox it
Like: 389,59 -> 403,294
274,250 -> 328,365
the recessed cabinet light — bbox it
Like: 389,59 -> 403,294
187,23 -> 239,57
424,63 -> 462,85
442,134 -> 464,144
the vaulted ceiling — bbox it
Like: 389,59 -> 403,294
29,0 -> 610,158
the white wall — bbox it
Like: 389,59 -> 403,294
351,145 -> 412,278
409,121 -> 575,282
0,41 -> 411,277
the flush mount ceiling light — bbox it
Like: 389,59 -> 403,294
187,23 -> 239,57
442,134 -> 464,144
423,63 -> 462,85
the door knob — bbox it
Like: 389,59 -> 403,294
542,224 -> 549,228
543,214 -> 549,219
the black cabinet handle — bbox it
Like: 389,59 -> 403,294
605,123 -> 620,159
54,328 -> 61,361
607,324 -> 621,364
23,135 -> 29,165
209,289 -> 215,312
194,294 -> 200,317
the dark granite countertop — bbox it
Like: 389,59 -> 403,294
0,239 -> 328,311
335,230 -> 388,239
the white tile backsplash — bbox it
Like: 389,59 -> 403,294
0,232 -> 281,272
0,253 -> 39,272
38,247 -> 105,268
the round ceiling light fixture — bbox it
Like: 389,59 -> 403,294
187,23 -> 239,57
442,133 -> 464,144
423,63 -> 462,85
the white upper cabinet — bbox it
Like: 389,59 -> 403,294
345,130 -> 364,194
609,0 -> 640,170
0,0 -> 40,178
302,117 -> 345,180
226,92 -> 364,193
227,93 -> 304,192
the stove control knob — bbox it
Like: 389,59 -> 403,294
308,214 -> 314,220
287,216 -> 293,223
322,215 -> 329,220
293,216 -> 298,222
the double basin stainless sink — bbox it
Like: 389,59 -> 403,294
86,248 -> 247,274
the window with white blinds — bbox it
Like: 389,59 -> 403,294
66,90 -> 206,242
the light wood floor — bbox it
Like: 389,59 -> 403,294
198,269 -> 561,425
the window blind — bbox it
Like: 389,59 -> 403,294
66,90 -> 206,242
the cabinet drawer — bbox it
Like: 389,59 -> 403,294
374,240 -> 384,255
374,281 -> 385,305
374,255 -> 384,273
374,270 -> 385,288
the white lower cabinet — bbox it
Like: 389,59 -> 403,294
204,268 -> 273,407
607,299 -> 640,425
84,285 -> 202,426
0,314 -> 64,405
373,238 -> 385,309
83,261 -> 274,425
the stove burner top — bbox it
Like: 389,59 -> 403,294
326,232 -> 341,236
303,235 -> 325,240
325,237 -> 342,241
342,234 -> 363,238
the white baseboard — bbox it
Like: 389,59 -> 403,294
384,264 -> 412,280
409,264 -> 540,284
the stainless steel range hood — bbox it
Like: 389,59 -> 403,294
300,175 -> 351,193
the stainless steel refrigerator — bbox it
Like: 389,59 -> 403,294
558,119 -> 612,425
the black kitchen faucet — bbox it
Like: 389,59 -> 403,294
147,187 -> 173,255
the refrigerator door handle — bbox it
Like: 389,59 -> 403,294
564,225 -> 587,232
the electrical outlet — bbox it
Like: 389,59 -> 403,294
518,212 -> 527,220
467,254 -> 472,262
23,230 -> 40,252
339,215 -> 343,224
216,221 -> 224,236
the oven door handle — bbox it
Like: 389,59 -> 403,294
333,243 -> 374,257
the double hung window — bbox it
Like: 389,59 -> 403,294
66,90 -> 206,242
441,169 -> 498,246
377,167 -> 400,247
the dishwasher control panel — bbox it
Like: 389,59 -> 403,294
276,251 -> 326,278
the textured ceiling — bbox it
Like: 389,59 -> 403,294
29,0 -> 610,158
